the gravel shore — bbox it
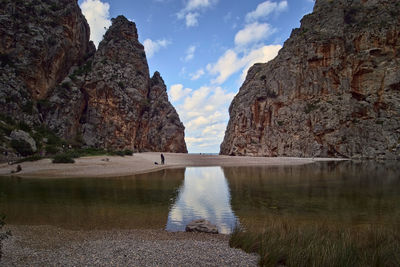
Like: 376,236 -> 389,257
2,225 -> 258,266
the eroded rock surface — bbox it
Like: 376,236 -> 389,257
221,0 -> 400,159
44,16 -> 187,152
0,0 -> 94,124
1,1 -> 186,153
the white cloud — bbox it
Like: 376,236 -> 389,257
80,0 -> 112,47
206,50 -> 239,84
245,0 -> 288,22
185,0 -> 217,11
184,45 -> 197,61
190,69 -> 205,80
185,12 -> 199,27
207,45 -> 281,84
169,84 -> 192,102
177,0 -> 218,27
172,85 -> 235,152
143,38 -> 170,58
239,45 -> 282,81
234,22 -> 275,47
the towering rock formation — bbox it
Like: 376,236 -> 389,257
0,0 -> 94,123
0,2 -> 187,153
44,16 -> 187,152
221,0 -> 400,159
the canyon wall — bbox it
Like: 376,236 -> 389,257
221,0 -> 400,159
0,1 -> 187,153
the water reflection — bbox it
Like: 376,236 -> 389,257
0,169 -> 185,230
0,161 -> 399,232
223,161 -> 400,229
166,167 -> 237,234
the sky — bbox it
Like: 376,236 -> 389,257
77,0 -> 316,153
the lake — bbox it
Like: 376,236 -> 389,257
0,161 -> 399,234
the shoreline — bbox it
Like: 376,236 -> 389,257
1,225 -> 259,266
0,152 -> 348,179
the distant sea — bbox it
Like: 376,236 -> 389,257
189,153 -> 219,155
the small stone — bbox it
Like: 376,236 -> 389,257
185,219 -> 218,234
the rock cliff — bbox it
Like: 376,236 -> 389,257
44,16 -> 187,152
0,1 -> 187,154
0,0 -> 94,124
220,0 -> 400,159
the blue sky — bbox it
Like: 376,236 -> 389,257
78,0 -> 315,153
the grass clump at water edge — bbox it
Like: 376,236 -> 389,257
229,218 -> 400,267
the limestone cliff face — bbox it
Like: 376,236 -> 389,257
220,0 -> 400,159
44,16 -> 187,152
0,0 -> 94,125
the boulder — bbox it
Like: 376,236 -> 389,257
185,219 -> 219,234
10,130 -> 37,153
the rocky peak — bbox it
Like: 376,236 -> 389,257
220,0 -> 400,159
43,12 -> 187,152
104,15 -> 139,42
151,71 -> 164,85
1,2 -> 186,155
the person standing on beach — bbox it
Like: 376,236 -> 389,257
161,153 -> 165,165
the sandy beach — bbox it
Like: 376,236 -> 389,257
0,152 -> 347,178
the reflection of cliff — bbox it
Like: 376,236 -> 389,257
223,162 -> 400,226
166,167 -> 237,234
0,168 -> 185,229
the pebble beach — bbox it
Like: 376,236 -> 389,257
2,225 -> 258,266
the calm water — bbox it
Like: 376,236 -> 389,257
0,161 -> 399,234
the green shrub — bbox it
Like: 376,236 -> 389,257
45,145 -> 59,155
18,121 -> 31,132
22,101 -> 34,114
0,115 -> 15,126
73,147 -> 108,157
0,123 -> 14,136
123,149 -> 133,156
72,60 -> 93,77
37,99 -> 52,111
11,139 -> 34,156
64,151 -> 81,159
52,154 -> 75,163
108,150 -> 125,156
61,82 -> 71,90
304,102 -> 318,114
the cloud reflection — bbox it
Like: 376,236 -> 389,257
166,167 -> 237,234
